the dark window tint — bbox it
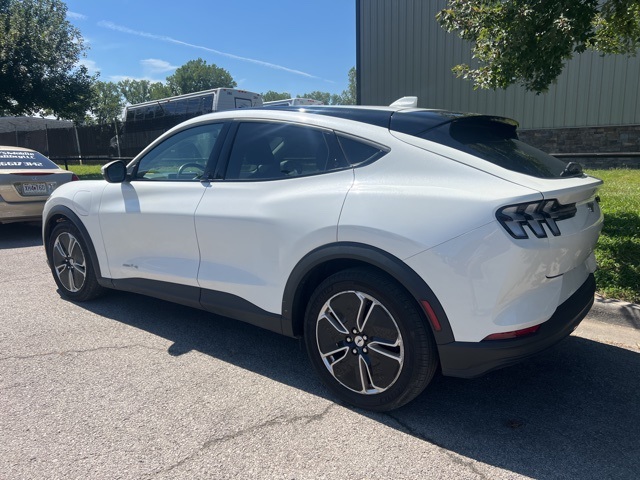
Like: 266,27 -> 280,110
420,118 -> 576,179
0,150 -> 57,169
225,122 -> 347,181
337,135 -> 387,166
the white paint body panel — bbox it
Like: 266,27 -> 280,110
195,170 -> 354,313
98,182 -> 207,286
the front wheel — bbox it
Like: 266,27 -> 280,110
48,222 -> 105,301
304,267 -> 438,411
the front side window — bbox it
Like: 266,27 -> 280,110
134,123 -> 223,181
224,122 -> 348,181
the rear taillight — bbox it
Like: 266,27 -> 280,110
483,325 -> 540,341
71,174 -> 79,181
496,200 -> 577,239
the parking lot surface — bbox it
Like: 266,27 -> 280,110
2,222 -> 639,479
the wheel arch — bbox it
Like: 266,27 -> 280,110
282,242 -> 454,344
43,205 -> 111,288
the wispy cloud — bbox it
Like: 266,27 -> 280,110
67,11 -> 87,20
97,21 -> 334,83
141,58 -> 178,75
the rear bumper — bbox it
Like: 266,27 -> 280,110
438,274 -> 595,378
0,200 -> 46,223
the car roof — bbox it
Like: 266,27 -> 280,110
254,105 -> 508,137
0,145 -> 37,153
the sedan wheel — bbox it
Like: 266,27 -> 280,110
305,267 -> 438,411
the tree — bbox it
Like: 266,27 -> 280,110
262,90 -> 291,102
118,79 -> 172,104
297,91 -> 343,105
0,0 -> 93,119
437,0 -> 640,93
166,58 -> 236,95
340,66 -> 357,105
89,81 -> 124,125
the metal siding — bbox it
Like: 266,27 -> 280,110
623,56 -> 640,124
357,0 -> 640,128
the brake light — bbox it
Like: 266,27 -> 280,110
496,200 -> 577,239
14,172 -> 54,176
483,325 -> 540,341
71,174 -> 79,181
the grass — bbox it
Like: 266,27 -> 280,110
586,169 -> 640,303
62,163 -> 104,180
60,163 -> 640,303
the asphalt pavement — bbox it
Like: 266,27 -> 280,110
1,222 -> 639,479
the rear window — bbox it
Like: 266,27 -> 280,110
0,150 -> 57,169
418,117 -> 579,179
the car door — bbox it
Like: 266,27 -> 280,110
99,123 -> 226,288
194,121 -> 355,319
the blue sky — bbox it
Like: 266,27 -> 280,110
64,0 -> 356,96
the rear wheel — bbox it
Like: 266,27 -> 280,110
304,267 -> 438,411
49,222 -> 105,301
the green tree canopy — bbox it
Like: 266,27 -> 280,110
297,91 -> 343,105
0,0 -> 93,119
89,80 -> 124,124
166,58 -> 236,95
438,0 -> 640,93
262,90 -> 291,102
340,66 -> 357,105
118,79 -> 173,104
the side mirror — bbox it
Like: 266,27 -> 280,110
102,160 -> 127,183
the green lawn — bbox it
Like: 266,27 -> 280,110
61,163 -> 640,303
587,169 -> 640,303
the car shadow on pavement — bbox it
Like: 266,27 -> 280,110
0,222 -> 42,249
77,290 -> 640,480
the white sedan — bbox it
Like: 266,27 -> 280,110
42,103 -> 603,411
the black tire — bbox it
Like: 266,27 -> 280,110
304,267 -> 438,411
48,222 -> 106,302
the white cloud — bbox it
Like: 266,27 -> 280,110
141,58 -> 178,75
97,21 -> 335,83
79,59 -> 99,75
67,12 -> 87,20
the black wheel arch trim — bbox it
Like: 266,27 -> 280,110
43,205 -> 113,289
281,242 -> 455,344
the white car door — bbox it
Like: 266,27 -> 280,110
99,123 -> 224,286
194,121 -> 356,315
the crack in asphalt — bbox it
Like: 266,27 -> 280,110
0,344 -> 165,362
149,403 -> 336,477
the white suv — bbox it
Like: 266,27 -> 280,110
43,105 -> 603,411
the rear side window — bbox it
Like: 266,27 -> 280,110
419,118 -> 578,179
0,150 -> 57,169
224,122 -> 348,181
337,135 -> 388,166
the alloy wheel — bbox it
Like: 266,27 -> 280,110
315,290 -> 404,394
52,232 -> 87,293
